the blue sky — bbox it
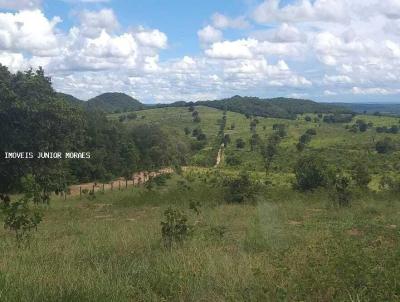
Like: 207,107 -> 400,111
0,0 -> 399,103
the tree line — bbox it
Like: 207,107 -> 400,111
0,65 -> 189,199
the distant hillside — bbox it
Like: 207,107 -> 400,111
86,93 -> 144,113
194,96 -> 350,119
334,103 -> 400,116
56,92 -> 84,108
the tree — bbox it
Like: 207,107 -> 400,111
294,155 -> 331,191
226,155 -> 242,166
351,162 -> 371,188
262,133 -> 281,175
305,128 -> 317,136
376,138 -> 396,154
236,138 -> 246,149
333,174 -> 352,207
299,133 -> 312,145
193,115 -> 201,123
249,134 -> 260,151
223,134 -> 231,146
356,119 -> 368,132
223,171 -> 259,203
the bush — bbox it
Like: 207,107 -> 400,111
351,162 -> 371,188
299,134 -> 312,144
375,138 -> 396,154
236,138 -> 246,149
294,155 -> 331,191
161,207 -> 191,248
127,113 -> 137,120
305,128 -> 317,136
223,171 -> 259,203
1,175 -> 44,245
379,175 -> 400,192
225,155 -> 242,166
356,119 -> 368,132
333,174 -> 352,207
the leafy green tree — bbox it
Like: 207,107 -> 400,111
236,138 -> 246,149
223,171 -> 259,203
305,128 -> 317,136
226,155 -> 242,166
294,155 -> 331,191
351,162 -> 371,188
249,134 -> 260,151
356,119 -> 368,132
333,174 -> 352,207
375,138 -> 396,154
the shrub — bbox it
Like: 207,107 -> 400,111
223,134 -> 231,146
193,116 -> 201,123
236,138 -> 246,149
351,162 -> 371,188
379,175 -> 400,192
299,133 -> 312,144
161,207 -> 191,248
356,119 -> 368,132
1,175 -> 44,245
223,171 -> 259,203
375,138 -> 396,154
226,155 -> 242,166
273,124 -> 287,138
127,113 -> 137,120
333,174 -> 352,207
305,128 -> 317,136
294,155 -> 331,191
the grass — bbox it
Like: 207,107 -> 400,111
1,174 -> 400,301
2,109 -> 400,300
111,107 -> 400,174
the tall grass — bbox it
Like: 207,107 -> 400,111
1,175 -> 400,301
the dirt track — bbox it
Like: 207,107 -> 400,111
214,144 -> 224,168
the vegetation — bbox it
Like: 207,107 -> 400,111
86,92 -> 145,113
196,95 -> 350,119
2,64 -> 400,301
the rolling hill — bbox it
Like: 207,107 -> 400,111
86,92 -> 145,113
196,96 -> 351,119
157,95 -> 351,119
56,92 -> 84,108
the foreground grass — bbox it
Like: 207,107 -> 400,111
1,175 -> 400,301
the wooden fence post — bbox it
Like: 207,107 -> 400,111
80,186 -> 82,198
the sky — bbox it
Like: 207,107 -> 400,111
0,0 -> 400,103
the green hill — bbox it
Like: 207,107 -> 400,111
86,92 -> 145,113
56,92 -> 84,108
196,95 -> 350,119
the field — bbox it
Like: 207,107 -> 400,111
1,106 -> 400,301
1,174 -> 400,301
